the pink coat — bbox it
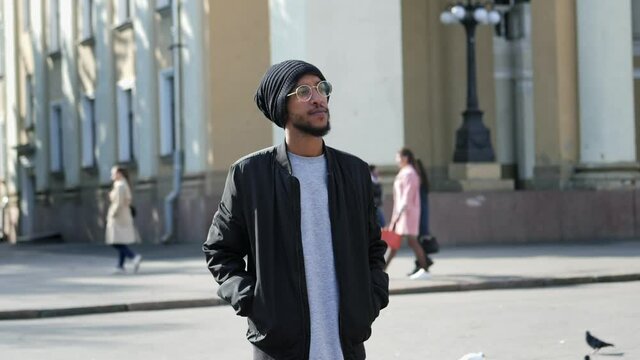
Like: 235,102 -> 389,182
391,165 -> 421,236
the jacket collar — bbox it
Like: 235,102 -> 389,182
275,140 -> 334,175
275,141 -> 292,174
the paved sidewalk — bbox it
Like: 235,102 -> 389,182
1,240 -> 640,320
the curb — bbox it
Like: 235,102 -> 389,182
2,274 -> 639,321
389,273 -> 640,295
0,298 -> 227,321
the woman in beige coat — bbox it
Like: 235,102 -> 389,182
106,166 -> 142,274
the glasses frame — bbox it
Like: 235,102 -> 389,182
286,81 -> 332,102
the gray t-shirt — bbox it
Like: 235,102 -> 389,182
289,152 -> 343,360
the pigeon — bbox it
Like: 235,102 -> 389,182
586,331 -> 614,352
458,352 -> 484,360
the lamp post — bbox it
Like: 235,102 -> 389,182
441,1 -> 501,162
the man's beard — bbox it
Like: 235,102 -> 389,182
291,112 -> 331,137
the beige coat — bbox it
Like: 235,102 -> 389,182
105,179 -> 138,245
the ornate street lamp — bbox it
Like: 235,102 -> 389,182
441,1 -> 501,162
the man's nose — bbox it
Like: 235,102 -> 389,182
310,88 -> 327,104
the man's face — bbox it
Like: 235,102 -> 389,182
285,74 -> 331,137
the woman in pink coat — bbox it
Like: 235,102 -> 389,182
385,148 -> 431,280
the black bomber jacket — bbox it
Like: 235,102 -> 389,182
203,142 -> 389,360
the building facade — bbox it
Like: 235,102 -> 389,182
1,0 -> 639,245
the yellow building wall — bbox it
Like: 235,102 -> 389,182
206,0 -> 272,171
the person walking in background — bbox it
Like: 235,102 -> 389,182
369,164 -> 386,228
407,159 -> 436,276
385,147 -> 431,280
203,60 -> 388,359
106,166 -> 142,274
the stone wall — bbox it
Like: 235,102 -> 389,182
6,187 -> 640,246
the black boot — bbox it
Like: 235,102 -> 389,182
407,263 -> 420,277
407,257 -> 434,276
425,256 -> 434,270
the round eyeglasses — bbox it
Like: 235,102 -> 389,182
286,81 -> 332,102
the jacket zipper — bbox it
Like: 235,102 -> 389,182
328,171 -> 348,357
291,176 -> 311,359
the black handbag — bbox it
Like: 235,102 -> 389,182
419,235 -> 439,254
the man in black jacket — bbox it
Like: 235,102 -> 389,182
203,60 -> 389,360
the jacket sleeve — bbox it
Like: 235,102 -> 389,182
366,166 -> 390,315
203,164 -> 254,317
107,183 -> 126,219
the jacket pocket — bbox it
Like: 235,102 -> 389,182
245,295 -> 302,352
341,294 -> 374,345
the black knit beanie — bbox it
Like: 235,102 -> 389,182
254,60 -> 326,128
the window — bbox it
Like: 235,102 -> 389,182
23,0 -> 30,32
159,69 -> 175,156
25,75 -> 34,129
116,0 -> 132,26
81,0 -> 94,41
81,96 -> 96,168
49,104 -> 64,173
48,0 -> 60,53
0,7 -> 5,76
156,0 -> 171,11
117,85 -> 135,163
633,0 -> 640,41
0,119 -> 5,180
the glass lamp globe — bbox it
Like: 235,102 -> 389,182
488,10 -> 501,24
440,11 -> 457,24
473,8 -> 489,24
451,5 -> 466,20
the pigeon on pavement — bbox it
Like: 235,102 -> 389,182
586,331 -> 614,352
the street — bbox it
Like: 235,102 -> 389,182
1,282 -> 637,359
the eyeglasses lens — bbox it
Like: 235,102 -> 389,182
318,81 -> 332,97
297,86 -> 312,101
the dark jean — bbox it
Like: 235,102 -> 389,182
112,244 -> 136,268
375,206 -> 386,228
419,189 -> 430,236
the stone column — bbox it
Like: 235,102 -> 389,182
31,0 -> 49,191
61,0 -> 80,187
179,0 -> 207,174
3,0 -> 20,242
94,0 -> 117,185
574,0 -> 640,188
577,0 -> 636,164
493,3 -> 535,183
531,0 -> 579,189
3,0 -> 18,195
133,0 -> 158,180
